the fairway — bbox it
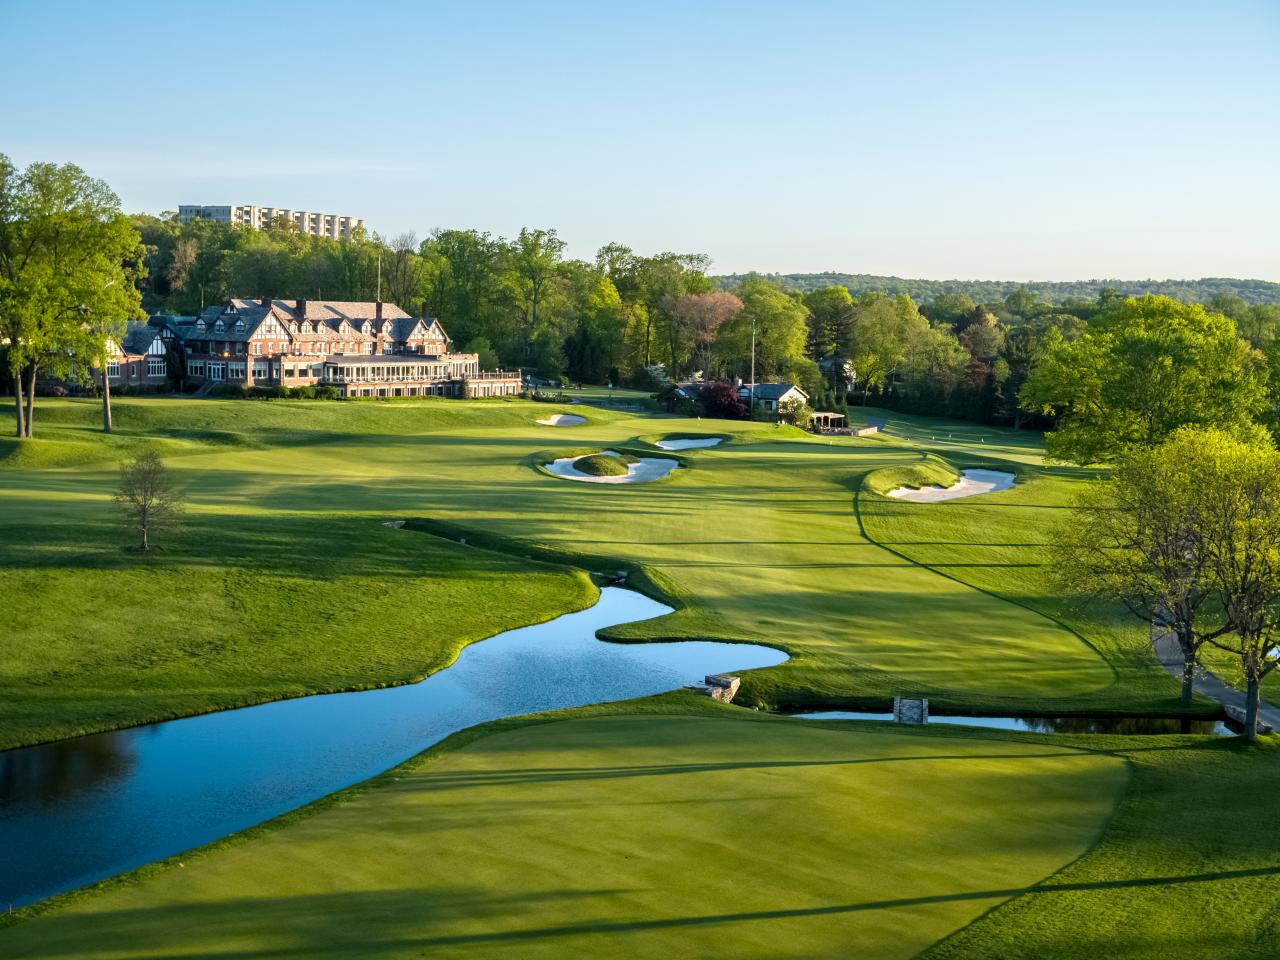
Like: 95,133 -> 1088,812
0,709 -> 1127,960
0,396 -> 1180,750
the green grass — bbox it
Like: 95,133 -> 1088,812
574,452 -> 635,476
0,395 -> 1193,748
864,456 -> 961,495
923,733 -> 1280,960
0,700 -> 1129,960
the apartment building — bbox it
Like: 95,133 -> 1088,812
177,205 -> 366,239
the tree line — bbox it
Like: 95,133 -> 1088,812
720,271 -> 1280,307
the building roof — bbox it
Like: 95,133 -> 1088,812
740,382 -> 807,401
230,299 -> 414,323
119,322 -> 162,356
178,300 -> 449,346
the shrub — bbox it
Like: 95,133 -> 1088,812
700,381 -> 749,420
207,383 -> 247,399
314,385 -> 338,400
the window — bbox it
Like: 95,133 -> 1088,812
148,358 -> 166,377
251,342 -> 261,355
209,363 -> 225,382
106,360 -> 120,379
189,360 -> 205,377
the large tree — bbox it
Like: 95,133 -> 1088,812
842,293 -> 928,404
716,277 -> 811,387
662,290 -> 741,378
801,285 -> 854,361
0,156 -> 144,438
1194,433 -> 1280,740
1021,295 -> 1268,464
508,227 -> 566,346
1052,430 -> 1235,704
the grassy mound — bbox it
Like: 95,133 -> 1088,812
865,457 -> 960,495
0,707 -> 1126,959
574,452 -> 634,476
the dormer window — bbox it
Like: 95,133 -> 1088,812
235,319 -> 245,332
214,320 -> 224,332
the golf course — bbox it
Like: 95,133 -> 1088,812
1,394 -> 1276,958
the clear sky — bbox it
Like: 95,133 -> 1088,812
3,0 -> 1278,280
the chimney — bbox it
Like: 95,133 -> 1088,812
375,300 -> 383,321
295,298 -> 307,318
259,295 -> 270,307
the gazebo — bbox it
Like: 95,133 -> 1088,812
810,411 -> 848,434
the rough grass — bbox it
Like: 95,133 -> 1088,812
0,700 -> 1129,960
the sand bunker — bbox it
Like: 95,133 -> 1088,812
547,450 -> 680,484
887,469 -> 1015,502
537,413 -> 587,426
655,437 -> 723,451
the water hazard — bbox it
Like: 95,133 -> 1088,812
792,711 -> 1230,735
0,587 -> 786,908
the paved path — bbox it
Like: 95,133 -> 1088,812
1152,628 -> 1280,733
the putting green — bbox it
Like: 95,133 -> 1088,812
0,396 -> 1161,749
0,712 -> 1127,959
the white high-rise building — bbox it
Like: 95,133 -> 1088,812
177,205 -> 366,239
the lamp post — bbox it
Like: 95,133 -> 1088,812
749,314 -> 756,417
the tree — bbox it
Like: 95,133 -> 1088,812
1051,430 -> 1234,705
801,286 -> 854,360
842,293 -> 928,404
1021,295 -> 1268,464
699,381 -> 748,420
461,337 -> 499,371
924,292 -> 976,328
508,227 -> 566,345
0,156 -> 145,438
114,451 -> 184,552
776,396 -> 812,429
662,291 -> 741,378
1194,434 -> 1280,740
716,277 -> 810,383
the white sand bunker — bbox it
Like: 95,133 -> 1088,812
655,437 -> 723,451
537,413 -> 587,426
888,469 -> 1016,502
547,450 -> 680,484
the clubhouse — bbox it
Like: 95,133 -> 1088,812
105,298 -> 523,399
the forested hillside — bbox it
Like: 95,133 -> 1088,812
715,273 -> 1280,305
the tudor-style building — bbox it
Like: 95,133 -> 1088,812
105,298 -> 522,399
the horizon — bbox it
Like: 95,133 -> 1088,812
4,0 -> 1279,281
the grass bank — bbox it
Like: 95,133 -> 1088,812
0,698 -> 1128,960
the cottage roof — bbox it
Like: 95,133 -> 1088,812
741,382 -> 806,402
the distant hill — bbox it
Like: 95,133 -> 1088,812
713,273 -> 1280,306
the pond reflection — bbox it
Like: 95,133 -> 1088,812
0,588 -> 786,910
792,711 -> 1231,736
0,730 -> 139,809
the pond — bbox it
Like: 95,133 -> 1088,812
791,711 -> 1231,736
0,587 -> 786,909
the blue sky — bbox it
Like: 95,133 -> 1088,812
4,0 -> 1277,279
